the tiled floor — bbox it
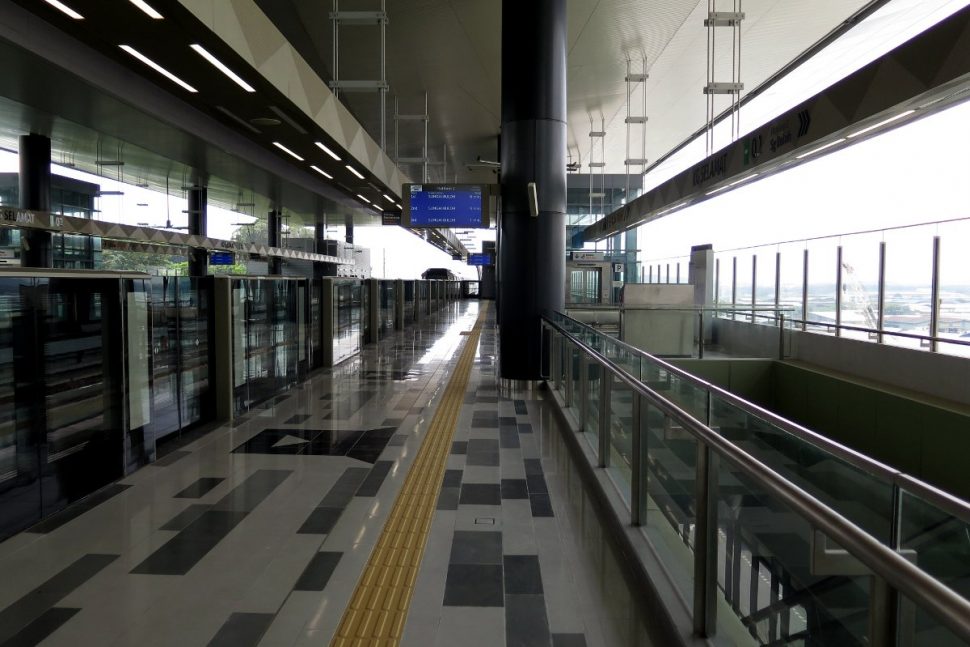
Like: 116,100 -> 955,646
0,301 -> 655,647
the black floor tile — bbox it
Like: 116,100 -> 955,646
0,554 -> 117,644
552,633 -> 588,647
518,423 -> 534,434
437,488 -> 460,511
387,434 -> 407,446
499,416 -> 517,427
320,468 -> 371,508
504,555 -> 543,594
160,504 -> 212,531
131,511 -> 247,575
356,461 -> 393,497
232,428 -> 395,463
451,441 -> 468,455
514,400 -> 528,415
442,470 -> 463,488
526,474 -> 548,495
26,484 -> 132,533
207,612 -> 274,647
213,470 -> 291,513
284,414 -> 311,425
460,483 -> 502,506
449,530 -> 503,565
530,493 -> 555,518
506,594 -> 551,647
153,450 -> 190,467
297,507 -> 343,534
1,607 -> 79,647
442,564 -> 504,607
466,452 -> 500,467
293,552 -> 343,591
467,439 -> 499,454
500,428 -> 521,449
501,479 -> 529,500
174,478 -> 224,499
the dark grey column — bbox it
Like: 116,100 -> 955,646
314,220 -> 336,278
268,209 -> 283,275
187,186 -> 208,276
344,214 -> 354,245
498,0 -> 567,379
19,133 -> 53,268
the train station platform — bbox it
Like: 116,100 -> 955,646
0,300 -> 650,647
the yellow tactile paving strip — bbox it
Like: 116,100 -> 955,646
330,303 -> 488,647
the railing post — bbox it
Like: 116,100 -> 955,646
835,246 -> 843,337
731,256 -> 737,321
715,258 -> 720,306
693,442 -> 718,638
930,236 -> 940,352
565,344 -> 574,408
870,576 -> 897,647
774,251 -> 781,309
666,263 -> 671,283
631,395 -> 647,525
649,265 -> 653,283
778,313 -> 786,360
579,356 -> 589,432
598,371 -> 611,468
698,311 -> 705,359
802,248 -> 809,332
751,253 -> 757,323
877,241 -> 886,344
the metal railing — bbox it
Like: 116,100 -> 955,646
542,311 -> 970,645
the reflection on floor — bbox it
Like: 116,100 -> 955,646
0,301 -> 656,647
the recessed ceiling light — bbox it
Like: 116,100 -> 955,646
128,0 -> 163,19
382,194 -> 395,203
346,165 -> 364,180
190,44 -> 255,92
273,142 -> 304,161
357,194 -> 371,204
847,110 -> 916,139
119,45 -> 197,93
310,165 -> 333,179
315,142 -> 341,161
795,138 -> 846,160
44,0 -> 83,19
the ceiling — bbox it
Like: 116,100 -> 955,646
259,0 -> 876,181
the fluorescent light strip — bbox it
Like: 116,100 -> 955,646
310,165 -> 333,179
315,142 -> 341,161
795,138 -> 846,160
847,110 -> 916,139
728,173 -> 760,187
44,0 -> 83,19
128,0 -> 163,19
273,142 -> 304,161
357,194 -> 372,204
346,165 -> 364,179
382,194 -> 395,203
119,45 -> 197,92
394,203 -> 401,209
190,44 -> 255,93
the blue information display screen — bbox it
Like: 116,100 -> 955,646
404,184 -> 487,228
210,252 -> 234,265
467,253 -> 493,266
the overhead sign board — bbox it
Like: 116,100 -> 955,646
382,210 -> 401,226
402,184 -> 490,228
210,252 -> 234,265
572,251 -> 605,261
467,253 -> 493,266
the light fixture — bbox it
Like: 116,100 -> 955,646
357,194 -> 372,204
310,165 -> 333,179
119,45 -> 197,93
273,142 -> 304,161
382,194 -> 395,204
128,0 -> 163,19
706,185 -> 731,196
315,142 -> 341,161
190,44 -> 255,92
44,0 -> 83,19
728,173 -> 759,187
394,203 -> 401,209
346,165 -> 364,180
795,138 -> 846,160
847,110 -> 915,139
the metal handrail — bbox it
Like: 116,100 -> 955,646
788,317 -> 970,349
552,311 -> 900,480
544,315 -> 970,644
553,310 -> 970,526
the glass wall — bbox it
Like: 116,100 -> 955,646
334,280 -> 362,365
0,274 -> 153,540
